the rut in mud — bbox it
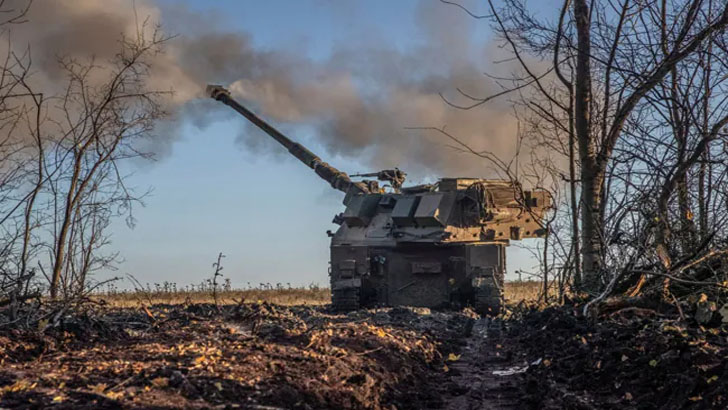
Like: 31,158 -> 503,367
442,319 -> 521,410
0,303 -> 525,409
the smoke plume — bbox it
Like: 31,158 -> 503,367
6,0 -> 524,179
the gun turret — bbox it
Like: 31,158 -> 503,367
207,85 -> 370,198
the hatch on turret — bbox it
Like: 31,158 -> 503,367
414,193 -> 456,226
391,196 -> 420,226
342,194 -> 381,226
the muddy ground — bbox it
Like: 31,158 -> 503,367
0,303 -> 522,409
511,306 -> 728,410
2,302 -> 727,409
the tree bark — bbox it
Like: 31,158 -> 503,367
50,151 -> 83,299
574,0 -> 603,293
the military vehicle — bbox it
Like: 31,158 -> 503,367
208,85 -> 551,315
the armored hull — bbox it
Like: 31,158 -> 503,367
329,178 -> 547,314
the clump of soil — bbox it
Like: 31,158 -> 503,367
0,303 -> 474,409
506,306 -> 728,409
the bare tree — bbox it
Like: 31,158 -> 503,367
45,32 -> 168,299
442,0 -> 728,301
0,0 -> 40,320
0,8 -> 170,325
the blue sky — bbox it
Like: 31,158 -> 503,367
105,0 -> 557,289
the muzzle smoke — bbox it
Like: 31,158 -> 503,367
6,0 -> 523,179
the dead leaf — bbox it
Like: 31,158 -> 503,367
37,319 -> 48,331
88,383 -> 107,394
151,377 -> 169,388
143,305 -> 155,320
3,380 -> 35,393
106,391 -> 124,400
447,353 -> 461,362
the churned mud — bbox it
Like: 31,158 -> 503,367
441,319 -> 522,410
5,302 -> 723,409
0,303 -> 522,409
507,306 -> 728,410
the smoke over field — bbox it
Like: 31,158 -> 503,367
4,0 -> 521,177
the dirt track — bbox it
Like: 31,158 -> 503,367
0,303 -> 528,410
443,319 -> 521,410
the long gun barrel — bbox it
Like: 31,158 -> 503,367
207,85 -> 370,197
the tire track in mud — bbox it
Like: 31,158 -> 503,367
442,318 -> 522,410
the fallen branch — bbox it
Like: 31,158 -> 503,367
673,247 -> 728,273
628,269 -> 728,289
0,292 -> 41,307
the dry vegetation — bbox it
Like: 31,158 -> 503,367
504,281 -> 543,304
97,284 -> 331,308
93,281 -> 543,308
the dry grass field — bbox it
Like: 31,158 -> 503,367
97,286 -> 331,308
95,281 -> 543,307
504,280 -> 543,303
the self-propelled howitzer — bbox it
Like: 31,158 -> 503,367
207,84 -> 551,314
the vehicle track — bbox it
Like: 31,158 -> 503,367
443,318 -> 522,410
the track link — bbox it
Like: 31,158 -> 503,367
331,287 -> 360,311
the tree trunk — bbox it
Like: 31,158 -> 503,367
699,16 -> 713,240
569,98 -> 581,290
543,226 -> 549,303
50,152 -> 82,299
676,175 -> 696,250
580,159 -> 604,292
573,0 -> 602,293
